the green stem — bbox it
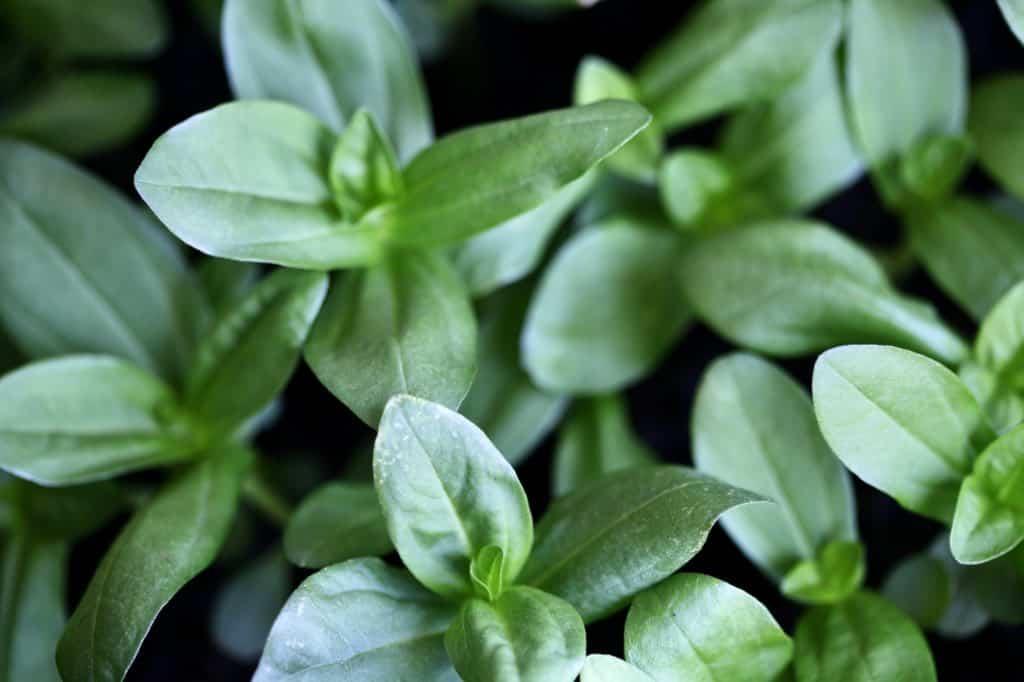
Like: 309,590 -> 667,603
242,474 -> 293,528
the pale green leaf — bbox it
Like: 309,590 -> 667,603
581,656 -> 655,682
658,149 -> 735,228
999,0 -> 1024,45
328,109 -> 403,221
211,549 -> 291,662
284,482 -> 393,569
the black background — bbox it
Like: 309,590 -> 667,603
70,1 -> 1024,679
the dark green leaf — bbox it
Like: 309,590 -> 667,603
198,258 -> 261,318
881,553 -> 953,630
4,0 -> 167,58
211,549 -> 291,662
284,482 -> 393,569
970,75 -> 1024,200
14,481 -> 125,542
974,545 -> 1024,624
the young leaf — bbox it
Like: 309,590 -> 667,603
382,101 -> 652,248
328,109 -> 403,221
720,51 -> 861,216
0,139 -> 207,381
0,534 -> 67,682
899,134 -> 973,204
999,0 -> 1024,45
445,587 -> 586,682
552,394 -> 655,497
845,0 -> 966,191
680,221 -> 968,365
305,250 -> 476,427
693,353 -> 857,581
970,75 -> 1024,200
780,541 -> 866,606
135,101 -> 381,270
284,482 -> 393,569
4,0 -> 167,58
0,71 -> 155,158
211,549 -> 291,663
950,423 -> 1024,564
523,221 -> 690,393
185,269 -> 327,433
658,149 -> 735,228
635,0 -> 842,131
581,656 -> 656,682
374,396 -> 533,599
907,198 -> 1024,322
520,465 -> 766,622
0,356 -> 200,486
459,285 -> 567,466
793,592 -> 937,682
454,174 -> 591,298
57,447 -> 251,682
625,573 -> 793,681
254,558 -> 458,682
222,0 -> 433,162
813,345 -> 993,523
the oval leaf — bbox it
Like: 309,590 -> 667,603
284,482 -> 393,569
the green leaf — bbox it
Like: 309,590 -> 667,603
393,0 -> 474,60
922,533 -> 991,638
974,545 -> 1024,624
635,0 -> 842,131
222,0 -> 433,162
793,592 -> 937,682
552,394 -> 655,497
625,573 -> 793,682
907,198 -> 1024,322
899,134 -> 972,204
0,356 -> 200,486
720,51 -> 861,216
573,56 -> 662,182
305,250 -> 476,427
211,549 -> 291,663
254,558 -> 458,682
999,0 -> 1024,45
445,586 -> 585,682
881,553 -> 953,630
15,481 -> 125,542
468,545 -> 505,602
383,101 -> 651,248
284,482 -> 393,569
0,139 -> 207,381
950,423 -> 1024,564
0,534 -> 66,682
780,541 -> 866,606
459,285 -> 568,466
680,221 -> 968,365
57,447 -> 251,682
523,221 -> 690,393
0,71 -> 155,158
185,269 -> 327,433
658,149 -> 735,229
581,656 -> 656,682
198,258 -> 261,318
693,353 -> 857,581
970,75 -> 1024,200
4,0 -> 167,58
374,395 -> 533,599
813,345 -> 992,523
135,101 -> 381,270
520,465 -> 766,622
976,280 -> 1024,391
329,109 -> 404,221
454,174 -> 592,298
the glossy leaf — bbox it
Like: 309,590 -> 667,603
223,0 -> 433,161
0,356 -> 199,486
950,423 -> 1024,564
445,587 -> 586,682
999,0 -> 1024,45
680,221 -> 968,365
211,549 -> 291,662
0,71 -> 155,158
384,101 -> 651,247
908,198 -> 1024,322
780,541 -> 866,606
185,269 -> 327,433
374,396 -> 533,599
284,482 -> 393,569
625,573 -> 793,682
454,174 -> 591,298
254,558 -> 457,682
552,394 -> 654,497
4,0 -> 167,58
813,345 -> 992,523
581,656 -> 655,682
693,353 -> 857,580
0,139 -> 206,381
136,101 -> 381,270
329,109 -> 403,221
523,221 -> 690,393
793,592 -> 937,682
0,534 -> 66,682
720,51 -> 861,216
635,0 -> 842,131
845,0 -> 966,187
460,285 -> 567,466
970,75 -> 1024,200
57,447 -> 251,682
521,465 -> 766,622
305,250 -> 476,427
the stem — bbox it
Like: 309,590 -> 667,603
242,473 -> 293,528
